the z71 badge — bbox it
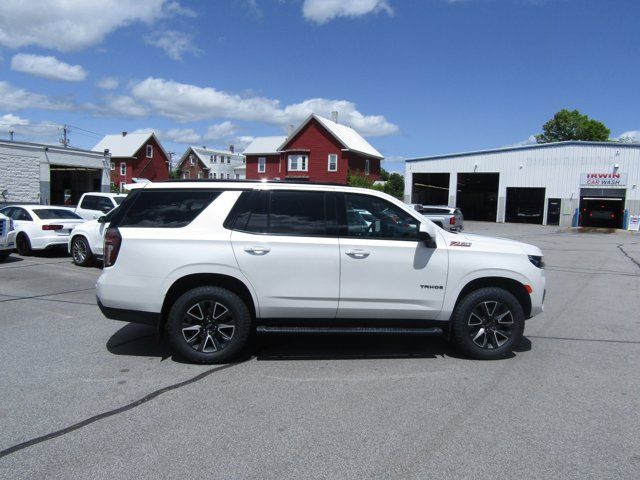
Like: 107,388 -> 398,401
450,241 -> 472,247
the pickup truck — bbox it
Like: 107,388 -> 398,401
0,212 -> 16,260
74,192 -> 127,221
412,204 -> 464,232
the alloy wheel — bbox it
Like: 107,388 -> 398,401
72,239 -> 87,264
467,301 -> 514,349
181,300 -> 236,353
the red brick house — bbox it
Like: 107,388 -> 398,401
93,132 -> 170,190
243,114 -> 383,184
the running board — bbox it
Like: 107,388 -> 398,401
256,326 -> 444,336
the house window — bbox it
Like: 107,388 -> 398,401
209,172 -> 214,179
258,157 -> 266,173
212,155 -> 217,163
119,182 -> 126,193
146,145 -> 153,158
226,157 -> 230,164
182,171 -> 190,179
365,159 -> 370,176
189,154 -> 195,165
212,172 -> 217,179
288,155 -> 308,172
235,174 -> 240,179
120,162 -> 126,176
198,171 -> 203,179
227,173 -> 230,179
110,162 -> 115,171
328,154 -> 338,172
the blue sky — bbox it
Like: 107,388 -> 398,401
1,0 -> 639,172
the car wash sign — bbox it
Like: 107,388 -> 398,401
580,173 -> 627,187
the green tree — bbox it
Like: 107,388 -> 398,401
347,170 -> 404,199
384,172 -> 404,199
536,109 -> 610,143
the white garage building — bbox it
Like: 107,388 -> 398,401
0,140 -> 110,206
404,141 -> 640,228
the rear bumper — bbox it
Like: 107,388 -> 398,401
97,298 -> 160,326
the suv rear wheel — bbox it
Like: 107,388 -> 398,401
71,236 -> 93,267
166,286 -> 252,364
451,287 -> 524,360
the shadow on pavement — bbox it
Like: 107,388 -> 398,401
0,255 -> 23,265
106,322 -> 533,362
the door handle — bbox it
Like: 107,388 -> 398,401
345,249 -> 370,258
244,246 -> 271,255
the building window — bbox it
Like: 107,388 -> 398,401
243,158 -> 246,164
189,154 -> 195,165
146,145 -> 153,158
198,171 -> 203,179
209,172 -> 214,179
119,182 -> 126,193
110,162 -> 115,171
235,174 -> 240,179
213,155 -> 217,163
227,157 -> 230,164
328,154 -> 338,172
258,157 -> 266,173
227,173 -> 230,179
182,171 -> 190,179
212,172 -> 217,179
288,155 -> 308,172
365,159 -> 370,176
120,162 -> 126,176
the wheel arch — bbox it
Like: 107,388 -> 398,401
160,273 -> 257,333
455,277 -> 532,319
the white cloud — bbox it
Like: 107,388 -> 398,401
615,131 -> 640,143
232,135 -> 255,151
102,95 -> 149,117
97,77 -> 119,90
0,0 -> 193,52
0,81 -> 71,111
144,30 -> 201,61
10,53 -> 87,82
129,77 -> 398,136
508,134 -> 538,147
163,128 -> 203,144
302,0 -> 393,24
204,121 -> 237,140
0,113 -> 61,143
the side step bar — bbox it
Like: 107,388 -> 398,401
256,326 -> 444,336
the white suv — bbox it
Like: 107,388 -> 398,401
96,181 -> 545,363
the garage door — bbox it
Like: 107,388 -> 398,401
579,188 -> 625,228
411,173 -> 450,205
505,187 -> 545,225
456,173 -> 499,221
50,165 -> 102,206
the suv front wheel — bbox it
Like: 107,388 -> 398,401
451,287 -> 525,360
166,286 -> 252,364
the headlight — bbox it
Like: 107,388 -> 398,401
528,255 -> 545,269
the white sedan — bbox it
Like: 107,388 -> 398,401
68,207 -> 117,266
0,205 -> 85,256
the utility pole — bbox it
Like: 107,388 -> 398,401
60,124 -> 70,147
168,151 -> 175,176
9,130 -> 14,141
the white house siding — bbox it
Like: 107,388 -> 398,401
405,142 -> 640,227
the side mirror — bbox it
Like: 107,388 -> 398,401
419,223 -> 437,248
413,204 -> 423,212
97,215 -> 107,224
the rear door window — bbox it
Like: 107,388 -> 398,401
118,190 -> 221,228
80,195 -> 98,210
95,196 -> 115,212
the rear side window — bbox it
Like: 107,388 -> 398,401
226,190 -> 331,237
118,190 -> 221,228
114,196 -> 125,205
80,195 -> 98,210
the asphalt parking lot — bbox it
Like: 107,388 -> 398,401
1,222 -> 639,479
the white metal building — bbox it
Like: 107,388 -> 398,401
404,141 -> 640,228
0,140 -> 110,206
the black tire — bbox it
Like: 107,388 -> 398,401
71,236 -> 94,266
451,287 -> 525,360
165,286 -> 252,364
16,233 -> 32,256
0,251 -> 10,261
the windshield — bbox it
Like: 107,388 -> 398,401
33,209 -> 83,220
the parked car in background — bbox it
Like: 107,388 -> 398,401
74,192 -> 126,220
0,212 -> 16,261
0,205 -> 85,256
69,207 -> 118,266
411,204 -> 464,232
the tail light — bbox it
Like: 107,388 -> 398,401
449,216 -> 456,225
610,213 -> 615,219
104,227 -> 122,267
42,224 -> 63,231
589,212 -> 593,217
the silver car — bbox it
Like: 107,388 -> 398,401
412,204 -> 464,232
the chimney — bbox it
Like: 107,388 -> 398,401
331,111 -> 338,123
287,124 -> 294,136
229,144 -> 234,153
122,131 -> 127,137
